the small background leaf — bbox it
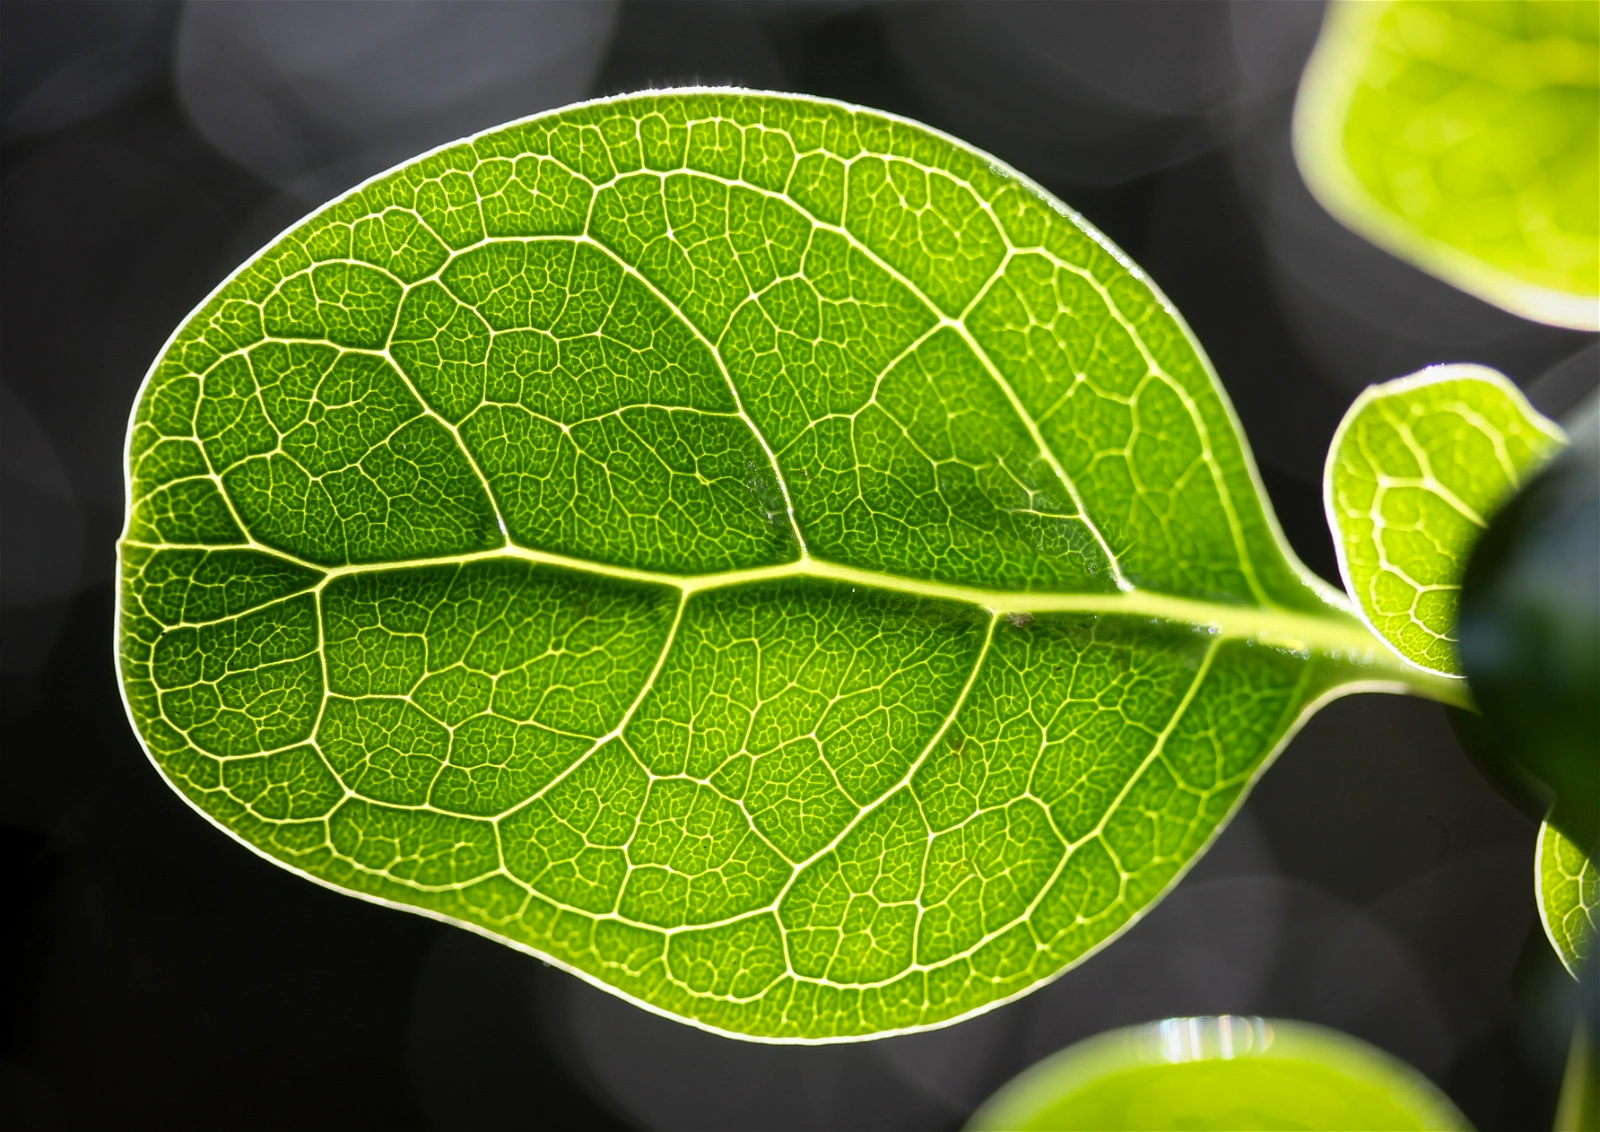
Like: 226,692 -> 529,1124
1324,364 -> 1565,676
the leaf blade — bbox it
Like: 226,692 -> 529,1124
119,90 -> 1447,1041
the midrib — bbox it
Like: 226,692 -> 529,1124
128,535 -> 1453,683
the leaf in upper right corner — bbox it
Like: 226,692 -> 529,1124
1324,365 -> 1566,676
1295,0 -> 1600,330
1538,812 -> 1598,978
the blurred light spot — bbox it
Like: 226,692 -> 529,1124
589,0 -> 791,95
1,384 -> 86,705
552,972 -> 957,1131
3,0 -> 175,137
175,0 -> 619,200
1227,0 -> 1326,103
882,1 -> 1304,187
1146,1015 -> 1272,1062
1527,342 -> 1600,422
1,384 -> 85,609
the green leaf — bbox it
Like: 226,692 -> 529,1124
118,90 -> 1459,1041
966,1016 -> 1470,1131
1538,807 -> 1599,977
1325,365 -> 1566,677
1295,0 -> 1600,329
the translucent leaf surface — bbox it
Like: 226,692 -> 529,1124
1295,0 -> 1600,329
117,91 -> 1459,1041
1538,810 -> 1599,977
967,1016 -> 1469,1131
1325,365 -> 1565,677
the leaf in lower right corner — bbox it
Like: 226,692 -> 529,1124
1538,814 -> 1599,978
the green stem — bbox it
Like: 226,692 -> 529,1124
1382,661 -> 1475,711
1330,610 -> 1475,711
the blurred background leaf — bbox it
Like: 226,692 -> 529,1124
966,1016 -> 1469,1131
1294,0 -> 1599,329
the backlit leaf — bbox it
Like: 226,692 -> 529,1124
118,91 -> 1460,1041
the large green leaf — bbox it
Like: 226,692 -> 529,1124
118,91 -> 1459,1041
1295,0 -> 1600,330
1324,365 -> 1566,676
966,1017 -> 1469,1131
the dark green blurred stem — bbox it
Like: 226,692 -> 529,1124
1445,705 -> 1552,823
1459,402 -> 1599,849
1558,948 -> 1600,1130
1556,1022 -> 1598,1131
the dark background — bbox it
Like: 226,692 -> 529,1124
3,3 -> 1596,1129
